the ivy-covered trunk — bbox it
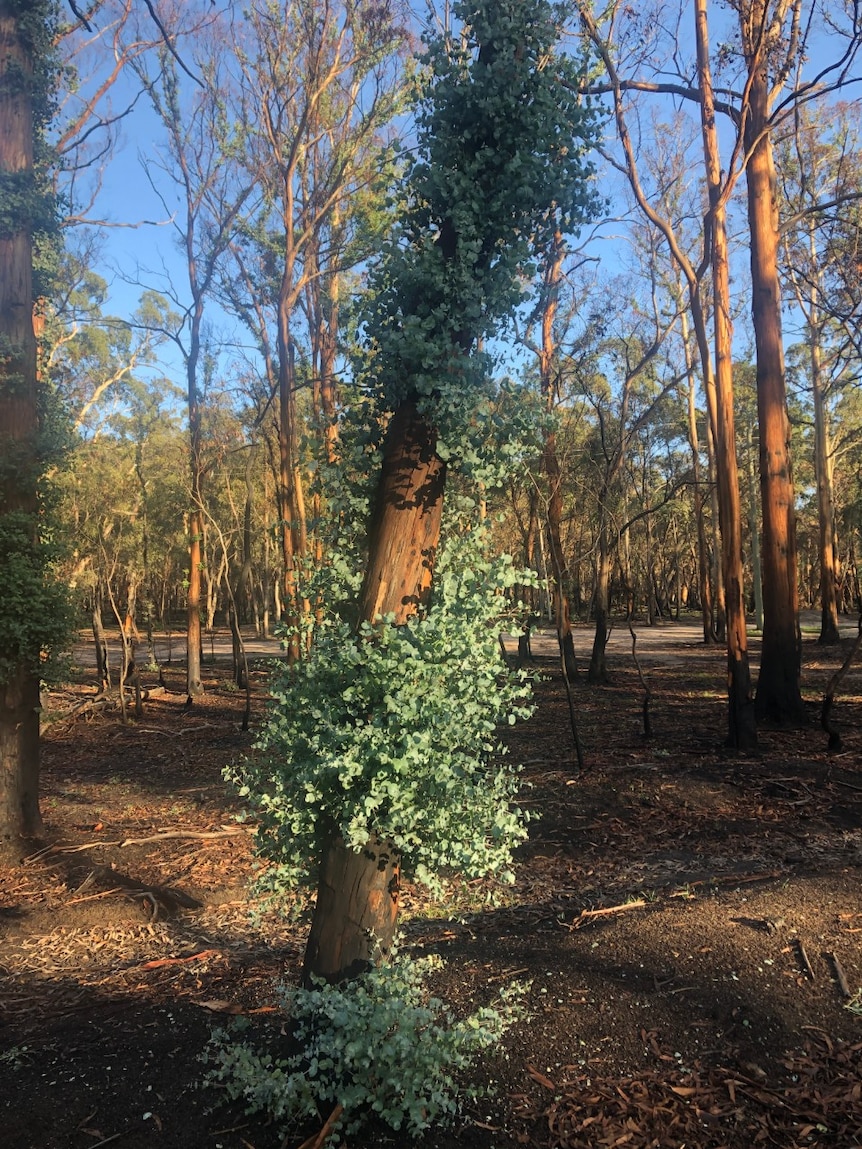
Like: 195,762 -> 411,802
0,3 -> 44,854
302,401 -> 445,984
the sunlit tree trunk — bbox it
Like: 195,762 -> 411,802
276,310 -> 307,664
742,52 -> 804,722
746,423 -> 764,633
302,400 -> 446,984
695,0 -> 757,748
588,503 -> 612,683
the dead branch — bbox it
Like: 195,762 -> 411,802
826,951 -> 852,998
571,899 -> 647,927
628,618 -> 652,737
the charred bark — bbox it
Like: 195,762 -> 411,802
302,835 -> 401,986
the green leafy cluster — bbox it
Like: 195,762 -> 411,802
206,949 -> 525,1138
229,526 -> 534,893
360,0 -> 602,439
0,0 -> 70,689
0,510 -> 72,685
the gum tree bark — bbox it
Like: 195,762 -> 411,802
694,0 -> 757,748
740,5 -> 805,722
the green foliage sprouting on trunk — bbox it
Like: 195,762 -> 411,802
229,526 -> 535,896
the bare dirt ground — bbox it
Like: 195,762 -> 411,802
2,616 -> 862,1149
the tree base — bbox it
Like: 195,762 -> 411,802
302,834 -> 401,986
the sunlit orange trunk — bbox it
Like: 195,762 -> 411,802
0,8 -> 44,851
694,0 -> 756,748
743,59 -> 804,722
302,400 -> 446,984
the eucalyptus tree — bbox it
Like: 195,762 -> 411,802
0,0 -> 75,854
575,1 -> 756,743
778,105 -> 862,643
227,0 -> 408,662
128,12 -> 257,697
233,0 -> 601,986
573,303 -> 680,683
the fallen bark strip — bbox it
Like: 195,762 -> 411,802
24,826 -> 254,863
138,949 -> 222,971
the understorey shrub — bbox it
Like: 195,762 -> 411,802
205,948 -> 526,1140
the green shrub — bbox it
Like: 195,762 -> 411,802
206,949 -> 525,1139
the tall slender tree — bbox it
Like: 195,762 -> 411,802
234,0 -> 601,986
0,0 -> 68,854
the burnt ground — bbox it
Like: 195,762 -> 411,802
2,618 -> 862,1149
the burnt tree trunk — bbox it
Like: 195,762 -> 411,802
302,400 -> 446,985
588,512 -> 612,684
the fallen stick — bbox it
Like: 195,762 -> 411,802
574,899 -> 647,924
827,951 -> 852,998
796,939 -> 816,981
66,886 -> 124,906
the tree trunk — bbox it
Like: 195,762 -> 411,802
741,20 -> 804,724
539,233 -> 579,680
303,400 -> 446,984
811,326 -> 840,644
92,585 -> 110,692
186,412 -> 204,694
276,176 -> 309,664
694,0 -> 757,748
302,835 -> 401,985
679,304 -> 715,643
0,669 -> 42,853
0,7 -> 44,854
357,402 -> 447,626
588,514 -> 612,684
746,424 -> 764,633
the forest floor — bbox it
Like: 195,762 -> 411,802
2,614 -> 862,1149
